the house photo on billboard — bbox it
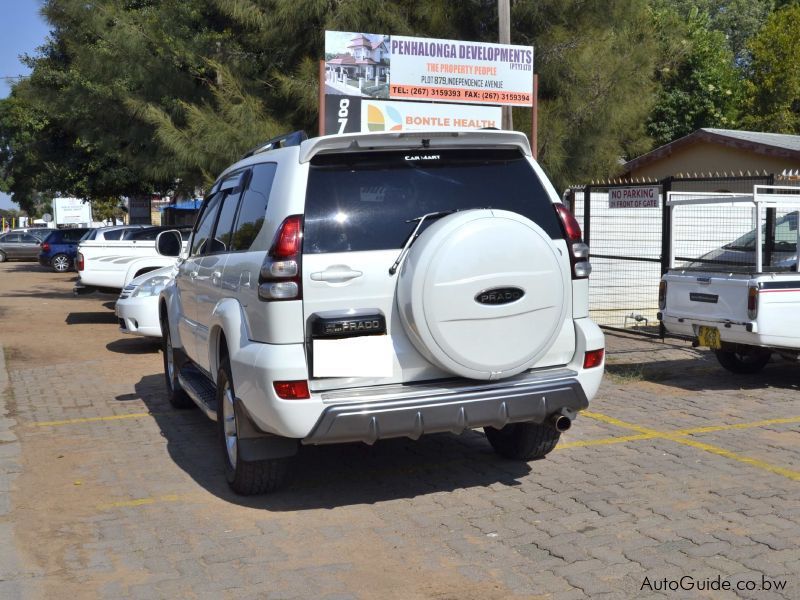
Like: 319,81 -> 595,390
324,31 -> 390,98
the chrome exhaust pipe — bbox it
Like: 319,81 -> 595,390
550,408 -> 574,433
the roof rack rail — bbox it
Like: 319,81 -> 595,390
240,131 -> 308,159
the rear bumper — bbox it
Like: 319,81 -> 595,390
302,371 -> 588,445
662,313 -> 800,350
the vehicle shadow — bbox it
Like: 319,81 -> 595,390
0,263 -> 49,273
106,337 -> 161,355
1,287 -> 78,300
65,311 -> 119,325
126,373 -> 535,510
606,356 -> 800,392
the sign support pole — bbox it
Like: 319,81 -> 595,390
318,60 -> 326,137
498,0 -> 513,130
531,73 -> 538,160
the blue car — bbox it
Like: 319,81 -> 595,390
39,228 -> 94,272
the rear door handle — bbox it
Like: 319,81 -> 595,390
310,267 -> 363,282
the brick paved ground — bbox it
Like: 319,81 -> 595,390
0,263 -> 798,599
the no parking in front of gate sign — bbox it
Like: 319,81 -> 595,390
608,186 -> 660,209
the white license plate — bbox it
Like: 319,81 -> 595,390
313,336 -> 393,378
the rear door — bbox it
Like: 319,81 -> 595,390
301,148 -> 573,392
18,233 -> 43,259
3,233 -> 23,258
191,172 -> 246,371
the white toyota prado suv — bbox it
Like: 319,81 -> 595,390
156,129 -> 605,495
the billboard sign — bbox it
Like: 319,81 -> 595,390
361,100 -> 501,132
324,31 -> 533,107
52,197 -> 92,225
608,187 -> 660,209
388,35 -> 533,106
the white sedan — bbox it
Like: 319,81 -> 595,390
115,265 -> 176,337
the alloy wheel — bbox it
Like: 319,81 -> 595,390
221,380 -> 238,469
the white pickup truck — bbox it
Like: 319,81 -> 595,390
74,227 -> 189,294
660,186 -> 800,373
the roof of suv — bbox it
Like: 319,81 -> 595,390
215,130 -> 533,185
298,130 -> 532,163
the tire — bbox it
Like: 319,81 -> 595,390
217,358 -> 288,495
0,251 -> 6,263
51,253 -> 71,272
484,422 -> 561,460
162,317 -> 193,409
714,346 -> 771,374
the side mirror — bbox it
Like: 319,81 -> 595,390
156,230 -> 182,257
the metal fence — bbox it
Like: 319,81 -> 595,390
567,174 -> 775,337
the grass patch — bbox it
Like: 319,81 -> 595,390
604,363 -> 683,384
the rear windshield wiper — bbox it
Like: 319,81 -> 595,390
388,210 -> 459,275
389,208 -> 491,275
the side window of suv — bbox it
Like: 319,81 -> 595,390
190,193 -> 223,256
209,174 -> 247,254
230,163 -> 277,252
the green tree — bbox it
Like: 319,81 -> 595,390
511,0 -> 657,188
646,7 -> 741,146
742,3 -> 800,133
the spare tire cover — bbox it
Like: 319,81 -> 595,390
397,209 -> 567,380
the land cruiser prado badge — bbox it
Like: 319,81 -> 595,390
475,287 -> 525,305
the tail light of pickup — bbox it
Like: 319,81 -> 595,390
77,252 -> 85,271
747,285 -> 758,320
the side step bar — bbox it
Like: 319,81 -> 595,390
177,365 -> 218,421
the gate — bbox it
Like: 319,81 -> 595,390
567,174 -> 775,337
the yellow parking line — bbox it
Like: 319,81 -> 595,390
31,412 -> 161,427
582,411 -> 800,482
96,494 -> 184,510
558,433 -> 660,449
581,411 -> 657,435
661,435 -> 800,482
673,416 -> 800,436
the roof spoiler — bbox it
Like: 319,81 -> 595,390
298,130 -> 532,163
240,131 -> 308,159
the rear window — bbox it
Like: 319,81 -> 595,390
60,229 -> 91,242
303,149 -> 561,253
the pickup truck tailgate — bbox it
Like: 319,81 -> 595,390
663,271 -> 751,322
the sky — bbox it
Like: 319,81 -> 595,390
0,0 -> 50,210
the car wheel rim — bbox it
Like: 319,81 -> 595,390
222,380 -> 237,469
53,256 -> 68,271
165,331 -> 175,388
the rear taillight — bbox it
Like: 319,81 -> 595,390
273,380 -> 310,399
554,204 -> 591,279
259,215 -> 303,301
747,285 -> 758,320
583,349 -> 605,369
658,280 -> 667,310
41,242 -> 51,252
77,252 -> 84,271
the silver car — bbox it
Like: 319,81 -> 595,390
0,230 -> 48,262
